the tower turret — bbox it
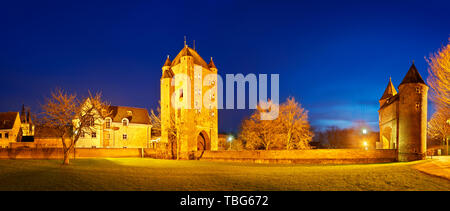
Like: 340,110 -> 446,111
208,57 -> 217,72
379,77 -> 397,106
397,63 -> 428,161
160,55 -> 174,144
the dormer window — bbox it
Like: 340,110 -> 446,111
127,111 -> 133,116
122,118 -> 129,126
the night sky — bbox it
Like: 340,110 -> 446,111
1,0 -> 449,133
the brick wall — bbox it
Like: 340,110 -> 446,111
198,149 -> 398,164
0,148 -> 150,159
0,148 -> 398,164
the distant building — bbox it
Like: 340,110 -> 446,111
20,104 -> 34,139
378,63 -> 428,161
74,102 -> 153,148
0,112 -> 22,148
32,103 -> 153,148
160,44 -> 219,159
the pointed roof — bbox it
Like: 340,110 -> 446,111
208,57 -> 217,69
399,63 -> 426,86
163,55 -> 172,67
380,77 -> 397,100
162,68 -> 174,78
107,106 -> 151,124
170,45 -> 209,68
0,112 -> 19,130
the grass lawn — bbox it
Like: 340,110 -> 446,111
0,158 -> 448,191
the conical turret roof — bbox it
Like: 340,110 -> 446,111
163,55 -> 171,67
208,57 -> 217,69
162,68 -> 174,78
380,77 -> 397,100
399,63 -> 426,85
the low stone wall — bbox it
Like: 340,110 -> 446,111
0,148 -> 155,159
199,149 -> 398,164
0,148 -> 398,164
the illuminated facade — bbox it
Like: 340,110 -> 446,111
378,63 -> 428,161
0,112 -> 21,148
75,100 -> 152,148
160,44 -> 218,159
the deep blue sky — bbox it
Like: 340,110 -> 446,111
1,0 -> 449,133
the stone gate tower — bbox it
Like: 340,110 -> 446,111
378,63 -> 428,161
160,44 -> 218,159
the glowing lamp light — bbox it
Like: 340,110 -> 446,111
362,128 -> 367,134
363,141 -> 368,150
227,135 -> 234,142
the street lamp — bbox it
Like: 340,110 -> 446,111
227,135 -> 234,150
362,128 -> 367,134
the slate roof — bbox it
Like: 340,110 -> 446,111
379,94 -> 399,110
380,78 -> 397,100
108,106 -> 151,124
163,56 -> 172,67
162,68 -> 174,78
170,46 -> 210,68
208,57 -> 217,69
0,112 -> 19,130
400,63 -> 426,85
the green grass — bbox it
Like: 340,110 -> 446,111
0,158 -> 448,191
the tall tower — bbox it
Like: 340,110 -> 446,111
160,44 -> 218,159
398,63 -> 428,161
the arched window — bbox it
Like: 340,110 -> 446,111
122,118 -> 129,126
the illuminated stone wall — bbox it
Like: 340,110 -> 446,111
199,149 -> 398,164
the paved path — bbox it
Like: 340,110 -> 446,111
414,156 -> 450,180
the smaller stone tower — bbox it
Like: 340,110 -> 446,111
398,63 -> 428,161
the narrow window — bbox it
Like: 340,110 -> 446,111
0,133 -> 2,139
105,119 -> 111,129
179,89 -> 184,100
5,133 -> 9,138
416,87 -> 421,94
123,134 -> 127,140
122,119 -> 128,126
80,131 -> 85,138
415,102 -> 420,110
92,132 -> 97,138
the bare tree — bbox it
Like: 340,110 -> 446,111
426,37 -> 450,154
150,102 -> 180,159
40,89 -> 110,165
239,100 -> 282,150
279,97 -> 313,149
426,37 -> 450,110
239,98 -> 313,150
428,110 -> 450,153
